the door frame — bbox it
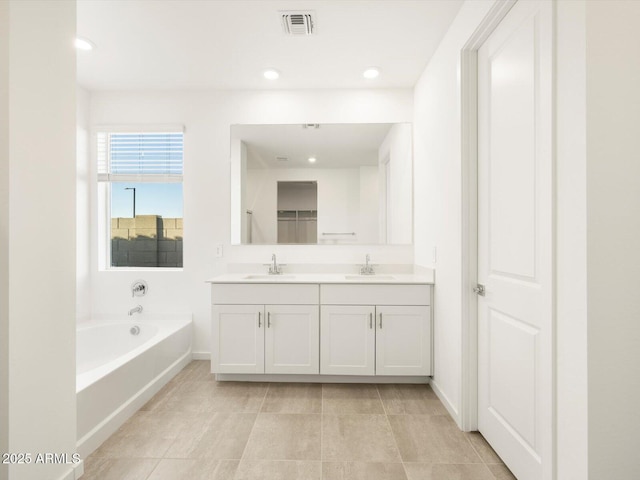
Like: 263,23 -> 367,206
460,0 -> 517,432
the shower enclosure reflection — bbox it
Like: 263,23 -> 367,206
230,123 -> 412,245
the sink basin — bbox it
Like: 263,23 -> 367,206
344,275 -> 396,281
243,274 -> 297,280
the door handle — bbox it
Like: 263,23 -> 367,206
379,312 -> 382,329
369,312 -> 373,329
267,311 -> 271,328
258,311 -> 261,328
473,284 -> 486,296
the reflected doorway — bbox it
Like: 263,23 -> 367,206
277,181 -> 318,244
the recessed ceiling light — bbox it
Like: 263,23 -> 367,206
263,68 -> 280,80
75,37 -> 95,51
363,67 -> 380,79
308,157 -> 317,163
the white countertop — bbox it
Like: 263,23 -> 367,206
207,272 -> 435,285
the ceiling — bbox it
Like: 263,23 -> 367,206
236,123 -> 394,169
76,0 -> 463,91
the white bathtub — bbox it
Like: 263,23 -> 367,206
76,315 -> 192,457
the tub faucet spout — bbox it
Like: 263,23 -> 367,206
128,305 -> 143,316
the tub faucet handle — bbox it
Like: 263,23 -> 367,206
131,280 -> 148,298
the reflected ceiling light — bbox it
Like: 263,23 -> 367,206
308,157 -> 317,163
263,68 -> 280,80
75,37 -> 95,51
363,67 -> 380,79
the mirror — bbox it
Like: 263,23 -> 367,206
230,123 -> 412,245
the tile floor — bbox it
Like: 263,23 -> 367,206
82,361 -> 517,480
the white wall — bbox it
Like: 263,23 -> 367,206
0,2 -> 9,478
89,89 -> 413,355
358,166 -> 379,243
379,123 -> 412,244
2,2 -> 77,479
277,182 -> 317,211
77,86 -> 92,322
555,1 -> 589,477
412,0 -> 496,422
585,2 -> 640,477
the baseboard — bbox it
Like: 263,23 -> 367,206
191,351 -> 210,360
216,373 -> 430,384
74,460 -> 84,479
54,460 -> 83,480
429,378 -> 462,428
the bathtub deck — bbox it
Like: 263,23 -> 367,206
80,360 -> 514,480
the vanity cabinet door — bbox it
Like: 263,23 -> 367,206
375,305 -> 431,376
320,305 -> 376,376
264,305 -> 319,374
212,305 -> 264,374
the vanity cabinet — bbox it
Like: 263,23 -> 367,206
320,305 -> 376,375
264,305 -> 319,374
211,284 -> 319,375
210,279 -> 432,380
212,304 -> 264,374
320,285 -> 432,376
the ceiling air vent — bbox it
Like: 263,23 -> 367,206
281,11 -> 315,35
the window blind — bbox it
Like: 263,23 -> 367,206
98,132 -> 183,181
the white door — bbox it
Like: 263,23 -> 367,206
375,305 -> 431,376
265,305 -> 319,374
211,304 -> 264,374
477,2 -> 553,480
320,305 -> 375,375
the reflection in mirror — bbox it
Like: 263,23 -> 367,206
230,123 -> 412,245
277,181 -> 318,244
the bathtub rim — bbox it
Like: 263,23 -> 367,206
76,314 -> 192,394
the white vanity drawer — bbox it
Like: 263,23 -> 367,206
212,283 -> 319,305
320,284 -> 430,306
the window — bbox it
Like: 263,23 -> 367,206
97,129 -> 184,268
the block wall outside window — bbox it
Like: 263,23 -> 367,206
111,215 -> 183,268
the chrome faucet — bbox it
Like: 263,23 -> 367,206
265,253 -> 286,275
359,253 -> 376,275
128,305 -> 143,316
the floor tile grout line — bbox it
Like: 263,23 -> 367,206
464,432 -> 483,461
237,381 -> 271,465
485,463 -> 502,480
461,431 -> 505,479
375,384 -> 409,480
142,458 -> 162,480
464,431 -> 493,465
